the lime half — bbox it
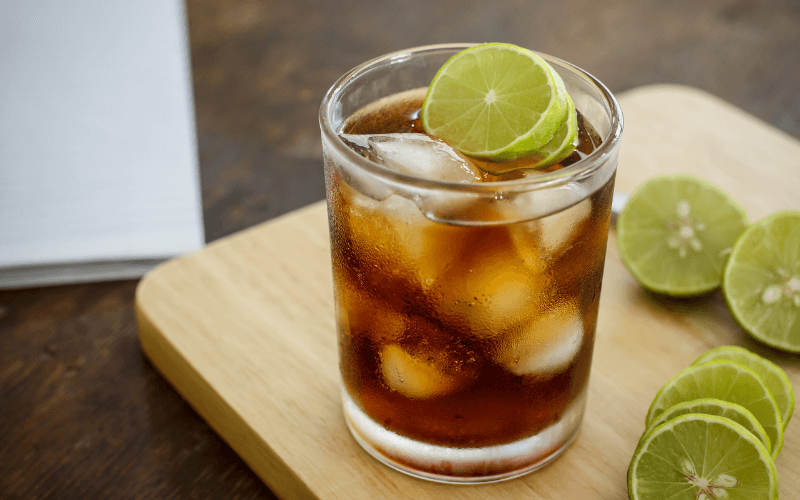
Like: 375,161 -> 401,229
723,211 -> 800,353
693,346 -> 794,429
629,414 -> 777,500
643,398 -> 771,455
421,43 -> 568,161
617,175 -> 749,296
646,361 -> 783,459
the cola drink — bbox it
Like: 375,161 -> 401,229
320,45 -> 622,482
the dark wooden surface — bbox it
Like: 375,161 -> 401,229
2,0 -> 799,498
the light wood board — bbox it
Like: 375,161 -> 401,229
136,84 -> 800,499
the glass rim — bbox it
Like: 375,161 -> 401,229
319,43 -> 623,193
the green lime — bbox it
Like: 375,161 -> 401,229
628,414 -> 777,500
693,346 -> 794,429
643,398 -> 771,454
617,174 -> 749,296
421,43 -> 568,161
472,93 -> 578,174
723,211 -> 800,353
534,92 -> 577,167
646,361 -> 783,459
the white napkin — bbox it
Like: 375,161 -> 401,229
0,0 -> 204,289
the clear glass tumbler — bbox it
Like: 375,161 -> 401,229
320,44 -> 623,483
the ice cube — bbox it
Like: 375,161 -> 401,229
380,344 -> 470,399
496,301 -> 584,376
335,284 -> 406,343
435,227 -> 550,338
346,191 -> 479,290
340,133 -> 482,183
537,198 -> 592,252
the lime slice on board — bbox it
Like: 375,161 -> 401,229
628,414 -> 777,500
421,43 -> 568,161
617,174 -> 749,296
645,361 -> 783,459
692,346 -> 794,429
723,211 -> 800,353
643,398 -> 771,455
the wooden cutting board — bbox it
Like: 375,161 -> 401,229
136,84 -> 800,499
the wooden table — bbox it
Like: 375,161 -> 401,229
2,1 -> 799,498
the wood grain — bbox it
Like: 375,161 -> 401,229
135,85 -> 800,499
2,0 -> 800,498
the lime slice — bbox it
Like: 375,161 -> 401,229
628,414 -> 777,500
617,174 -> 749,296
723,210 -> 800,353
693,346 -> 794,429
643,398 -> 771,454
533,92 -> 577,167
421,43 -> 568,161
646,361 -> 783,459
472,94 -> 578,174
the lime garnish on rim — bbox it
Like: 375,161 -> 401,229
533,92 -> 578,167
472,93 -> 578,175
617,174 -> 749,296
723,211 -> 800,353
646,360 -> 783,459
628,414 -> 777,500
692,346 -> 794,429
643,398 -> 771,455
421,43 -> 568,162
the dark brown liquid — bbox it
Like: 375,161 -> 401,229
328,89 -> 614,451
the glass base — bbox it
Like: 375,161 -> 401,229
342,389 -> 587,484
